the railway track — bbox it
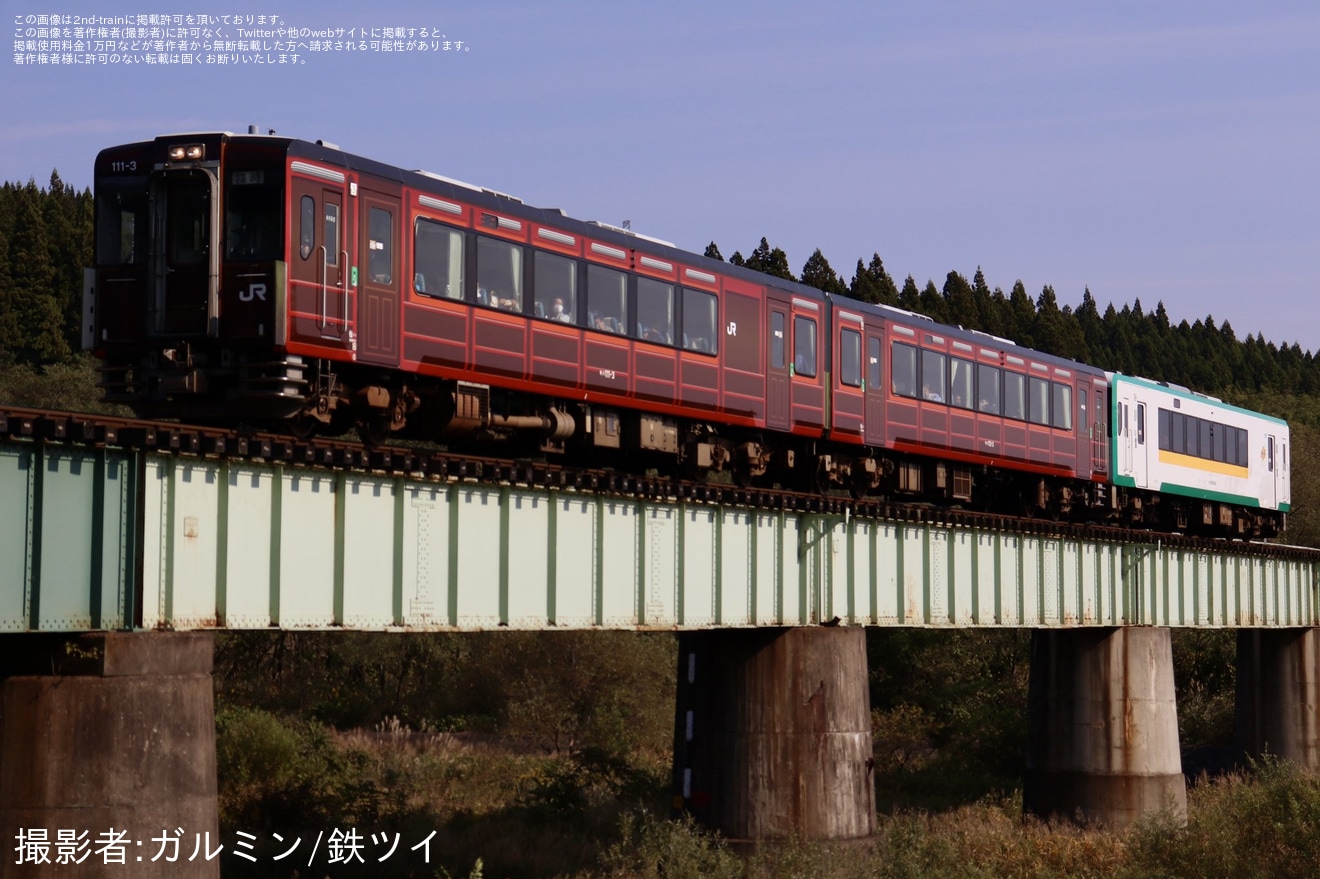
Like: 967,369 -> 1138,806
2,404 -> 1314,562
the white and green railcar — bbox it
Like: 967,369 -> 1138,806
1109,374 -> 1288,535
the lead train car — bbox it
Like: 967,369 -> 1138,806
83,131 -> 1286,536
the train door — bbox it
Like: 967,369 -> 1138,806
289,175 -> 348,342
1090,378 -> 1110,477
1264,434 -> 1280,508
152,169 -> 218,336
356,185 -> 401,366
1115,382 -> 1148,489
864,327 -> 885,446
1126,401 -> 1149,488
766,298 -> 790,431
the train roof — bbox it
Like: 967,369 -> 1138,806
1110,373 -> 1288,427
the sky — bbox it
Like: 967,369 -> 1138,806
5,1 -> 1318,353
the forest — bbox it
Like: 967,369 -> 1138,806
4,174 -> 1320,878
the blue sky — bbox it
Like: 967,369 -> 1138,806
5,1 -> 1318,353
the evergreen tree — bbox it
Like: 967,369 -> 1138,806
898,275 -> 921,311
919,280 -> 946,323
703,241 -> 723,261
799,248 -> 847,295
849,254 -> 899,305
743,237 -> 795,281
1005,281 -> 1036,348
0,180 -> 69,364
942,271 -> 978,329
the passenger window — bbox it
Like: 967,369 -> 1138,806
868,337 -> 882,390
1052,383 -> 1072,430
949,357 -> 973,409
587,264 -> 627,335
477,235 -> 523,311
921,350 -> 946,403
771,312 -> 785,368
977,364 -> 1001,414
793,316 -> 817,378
1268,436 -> 1275,472
324,203 -> 339,266
1003,373 -> 1025,420
534,251 -> 576,322
682,288 -> 718,355
299,195 -> 314,260
414,219 -> 465,299
840,328 -> 862,387
1136,404 -> 1145,444
892,343 -> 917,398
635,278 -> 674,344
367,206 -> 393,284
1028,377 -> 1050,425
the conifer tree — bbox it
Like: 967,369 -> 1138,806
799,248 -> 847,295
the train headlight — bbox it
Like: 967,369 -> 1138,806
168,144 -> 205,161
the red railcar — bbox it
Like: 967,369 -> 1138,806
85,131 -> 1109,515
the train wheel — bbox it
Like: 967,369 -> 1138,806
358,415 -> 391,446
288,413 -> 319,439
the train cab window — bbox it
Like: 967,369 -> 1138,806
636,278 -> 674,344
793,316 -> 817,377
299,196 -> 314,260
96,184 -> 149,264
1028,377 -> 1050,425
977,364 -> 1001,414
949,358 -> 973,409
224,172 -> 282,261
682,287 -> 718,355
921,350 -> 946,403
477,235 -> 523,311
414,219 -> 465,300
367,206 -> 394,284
167,176 -> 210,266
1268,436 -> 1275,472
839,328 -> 862,387
1051,383 -> 1073,430
771,312 -> 786,368
324,203 -> 339,266
534,251 -> 576,322
892,343 -> 917,398
587,264 -> 627,334
1003,372 -> 1025,420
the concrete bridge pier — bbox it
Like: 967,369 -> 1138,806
1024,627 -> 1187,827
672,627 -> 875,841
1236,627 -> 1320,768
0,632 -> 219,879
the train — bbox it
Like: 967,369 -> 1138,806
82,130 -> 1290,536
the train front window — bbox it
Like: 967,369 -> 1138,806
224,171 -> 282,260
95,181 -> 149,265
166,176 -> 210,266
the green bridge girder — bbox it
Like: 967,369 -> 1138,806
1,440 -> 1316,633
